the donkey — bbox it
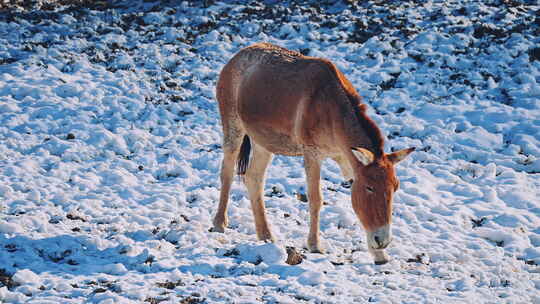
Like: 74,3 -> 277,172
212,43 -> 414,265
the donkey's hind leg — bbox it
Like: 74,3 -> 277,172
244,144 -> 274,241
212,128 -> 244,233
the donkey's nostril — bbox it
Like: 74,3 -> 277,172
368,226 -> 391,250
374,236 -> 382,247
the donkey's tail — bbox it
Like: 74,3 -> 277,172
237,135 -> 251,175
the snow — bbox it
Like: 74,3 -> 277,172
0,0 -> 539,303
12,269 -> 42,286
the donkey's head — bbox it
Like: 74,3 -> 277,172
349,147 -> 414,264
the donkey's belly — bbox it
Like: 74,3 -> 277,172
245,125 -> 303,156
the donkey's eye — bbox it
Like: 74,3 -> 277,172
366,186 -> 374,193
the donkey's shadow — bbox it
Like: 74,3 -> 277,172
0,233 -> 160,278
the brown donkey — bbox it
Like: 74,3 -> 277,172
212,43 -> 414,264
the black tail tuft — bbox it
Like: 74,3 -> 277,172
237,135 -> 251,175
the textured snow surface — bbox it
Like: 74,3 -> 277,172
0,0 -> 539,303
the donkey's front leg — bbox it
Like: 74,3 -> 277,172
304,151 -> 324,253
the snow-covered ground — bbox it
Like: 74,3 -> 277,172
0,0 -> 539,303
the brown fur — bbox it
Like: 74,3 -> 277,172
212,43 -> 414,255
323,62 -> 385,157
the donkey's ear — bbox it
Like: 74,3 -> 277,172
351,147 -> 374,166
387,147 -> 415,164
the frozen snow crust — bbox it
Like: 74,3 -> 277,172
1,0 -> 539,303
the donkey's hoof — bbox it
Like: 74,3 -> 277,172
210,225 -> 226,233
307,243 -> 325,254
211,217 -> 228,233
259,234 -> 276,243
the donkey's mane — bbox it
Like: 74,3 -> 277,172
247,43 -> 303,63
323,61 -> 385,157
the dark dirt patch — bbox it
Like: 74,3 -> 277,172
0,269 -> 19,290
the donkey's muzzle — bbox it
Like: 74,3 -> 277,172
374,235 -> 387,249
367,225 -> 392,250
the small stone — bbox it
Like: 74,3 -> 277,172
286,247 -> 303,265
296,193 -> 308,202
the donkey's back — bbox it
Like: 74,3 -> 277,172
216,42 -> 348,156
